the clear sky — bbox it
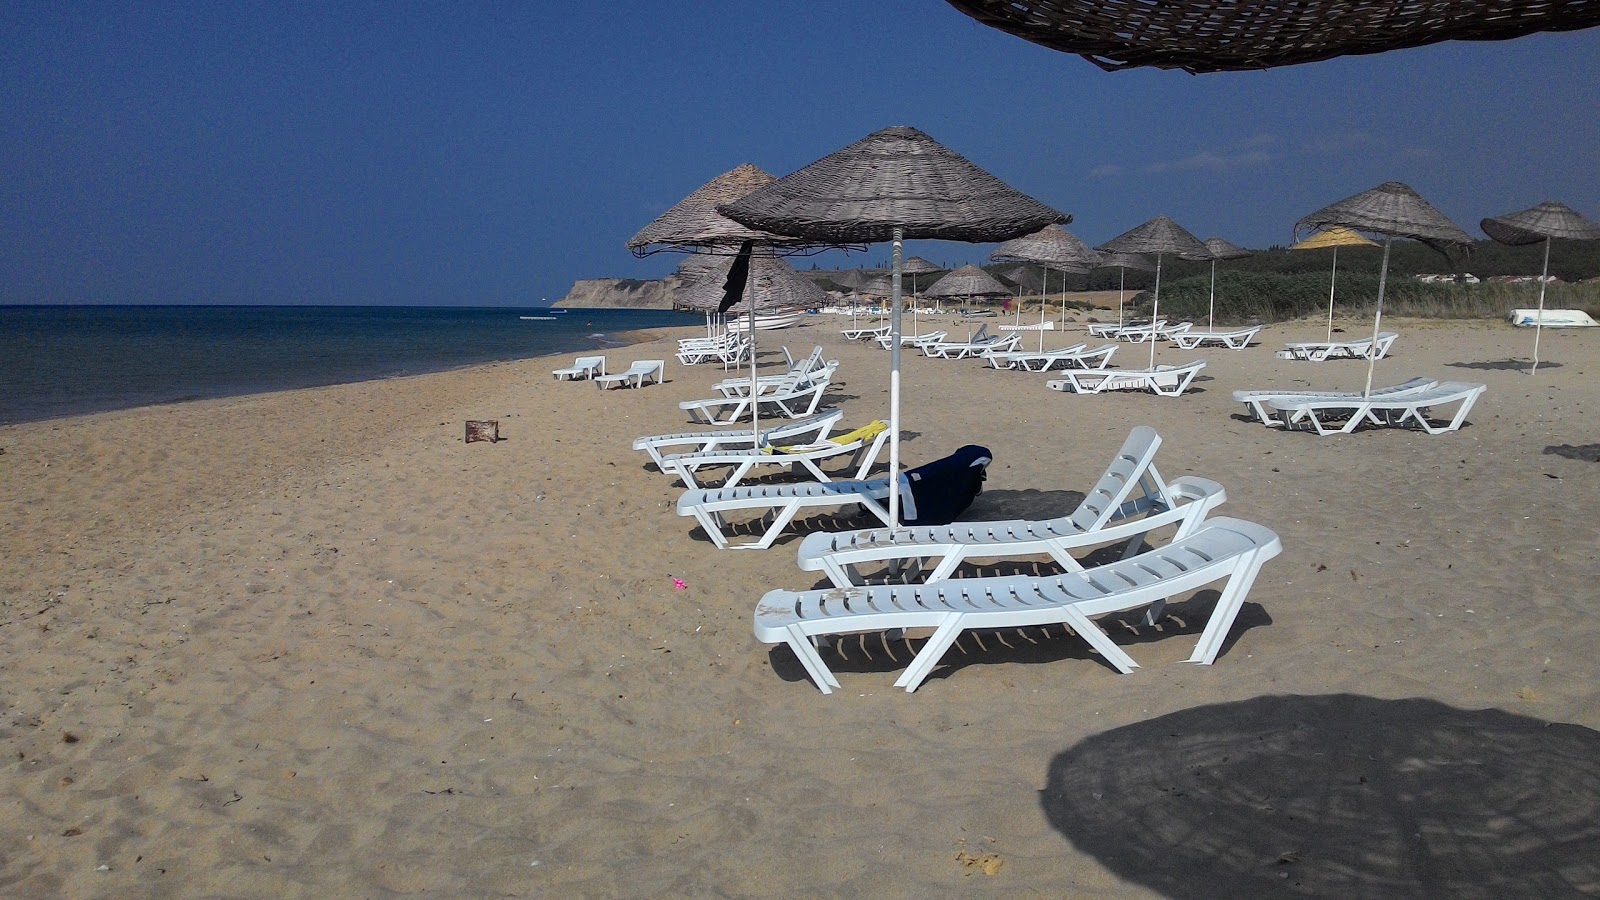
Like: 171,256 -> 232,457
5,1 -> 1598,306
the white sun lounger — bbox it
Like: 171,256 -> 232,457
711,347 -> 824,397
680,369 -> 834,425
754,516 -> 1282,693
1171,325 -> 1261,350
1278,331 -> 1397,361
1088,320 -> 1160,339
676,334 -> 750,367
841,323 -> 892,341
632,408 -> 844,469
877,330 -> 948,350
551,355 -> 606,381
1233,376 -> 1438,426
923,333 -> 1020,359
1115,321 -> 1192,342
594,359 -> 664,390
1267,381 -> 1486,436
678,476 -> 898,550
657,421 -> 889,489
986,343 -> 1117,371
1046,360 -> 1205,397
798,425 -> 1226,588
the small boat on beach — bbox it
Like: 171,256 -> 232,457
726,311 -> 805,332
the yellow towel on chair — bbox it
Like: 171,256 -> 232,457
765,420 -> 887,455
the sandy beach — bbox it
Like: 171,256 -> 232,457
4,314 -> 1599,896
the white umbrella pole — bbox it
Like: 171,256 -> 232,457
1363,235 -> 1393,398
887,228 -> 904,529
1326,245 -> 1339,342
1118,267 -> 1126,326
1149,254 -> 1163,368
748,291 -> 760,442
1038,269 -> 1048,352
1208,259 -> 1217,331
1531,237 -> 1551,376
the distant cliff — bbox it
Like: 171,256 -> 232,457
554,277 -> 682,309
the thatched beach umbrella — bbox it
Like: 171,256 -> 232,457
926,264 -> 1010,303
1097,215 -> 1214,366
993,224 -> 1103,347
899,256 -> 945,334
1201,237 -> 1252,332
941,0 -> 1600,73
1093,251 -> 1155,328
1297,181 -> 1474,396
672,252 -> 831,314
629,164 -> 858,439
720,125 -> 1068,527
1290,226 -> 1379,341
1482,201 -> 1600,375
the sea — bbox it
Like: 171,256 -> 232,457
0,305 -> 700,426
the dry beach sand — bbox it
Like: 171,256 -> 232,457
4,313 -> 1600,896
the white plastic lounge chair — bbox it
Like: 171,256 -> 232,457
1278,331 -> 1397,361
1115,321 -> 1192,342
1046,360 -> 1205,397
657,420 -> 889,489
1267,381 -> 1486,436
712,347 -> 824,397
679,367 -> 834,425
1233,376 -> 1437,426
679,476 -> 898,550
632,408 -> 844,469
877,330 -> 948,350
922,332 -> 1020,360
594,359 -> 664,390
754,516 -> 1282,693
551,355 -> 605,381
986,343 -> 1118,372
798,425 -> 1225,587
1171,325 -> 1261,350
841,323 -> 892,341
676,333 -> 750,367
1087,320 -> 1158,339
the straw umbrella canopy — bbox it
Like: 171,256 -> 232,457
1097,215 -> 1214,366
1290,226 -> 1379,341
926,264 -> 1011,302
992,224 -> 1103,346
671,252 -> 831,314
719,125 -> 1069,527
1200,237 -> 1252,332
941,0 -> 1600,73
1482,200 -> 1600,374
1093,251 -> 1155,328
1297,181 -> 1474,396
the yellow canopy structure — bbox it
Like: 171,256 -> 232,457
1290,226 -> 1377,251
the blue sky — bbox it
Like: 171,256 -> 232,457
5,0 -> 1598,305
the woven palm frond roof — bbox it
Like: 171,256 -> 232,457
671,252 -> 830,313
943,0 -> 1600,74
1203,237 -> 1252,260
925,264 -> 1011,298
1097,215 -> 1214,260
1297,181 -> 1473,249
1094,251 -> 1157,272
991,224 -> 1104,273
719,126 -> 1069,245
629,164 -> 798,257
1290,226 -> 1379,251
1482,200 -> 1600,246
901,256 -> 945,275
857,275 -> 897,297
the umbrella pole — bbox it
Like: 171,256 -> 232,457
1363,236 -> 1393,398
748,291 -> 761,442
1208,259 -> 1217,331
888,227 -> 904,529
1149,254 -> 1163,368
1531,237 -> 1551,376
1326,245 -> 1339,342
1038,269 -> 1048,352
1117,267 -> 1126,327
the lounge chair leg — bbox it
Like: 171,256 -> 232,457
1060,607 -> 1139,674
895,617 -> 966,692
785,625 -> 841,693
1187,552 -> 1267,665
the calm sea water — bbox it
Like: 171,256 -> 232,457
0,305 -> 699,425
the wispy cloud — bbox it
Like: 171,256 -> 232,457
1138,133 -> 1277,175
1088,164 -> 1124,178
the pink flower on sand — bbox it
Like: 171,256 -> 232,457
672,578 -> 687,590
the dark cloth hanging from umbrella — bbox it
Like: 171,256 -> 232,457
942,0 -> 1600,74
672,249 -> 831,314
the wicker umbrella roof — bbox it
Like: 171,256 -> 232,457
1290,226 -> 1378,251
718,126 -> 1069,244
901,256 -> 944,275
857,275 -> 896,297
1097,215 -> 1214,260
925,264 -> 1011,298
1482,201 -> 1600,246
991,224 -> 1104,273
671,252 -> 830,313
942,0 -> 1600,74
1094,251 -> 1157,272
628,164 -> 808,257
1203,237 -> 1252,260
1297,181 -> 1474,250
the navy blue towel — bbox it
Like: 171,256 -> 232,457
900,444 -> 992,526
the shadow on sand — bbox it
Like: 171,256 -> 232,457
1040,694 -> 1600,898
1544,444 -> 1600,462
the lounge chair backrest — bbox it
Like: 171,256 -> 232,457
1067,426 -> 1165,533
